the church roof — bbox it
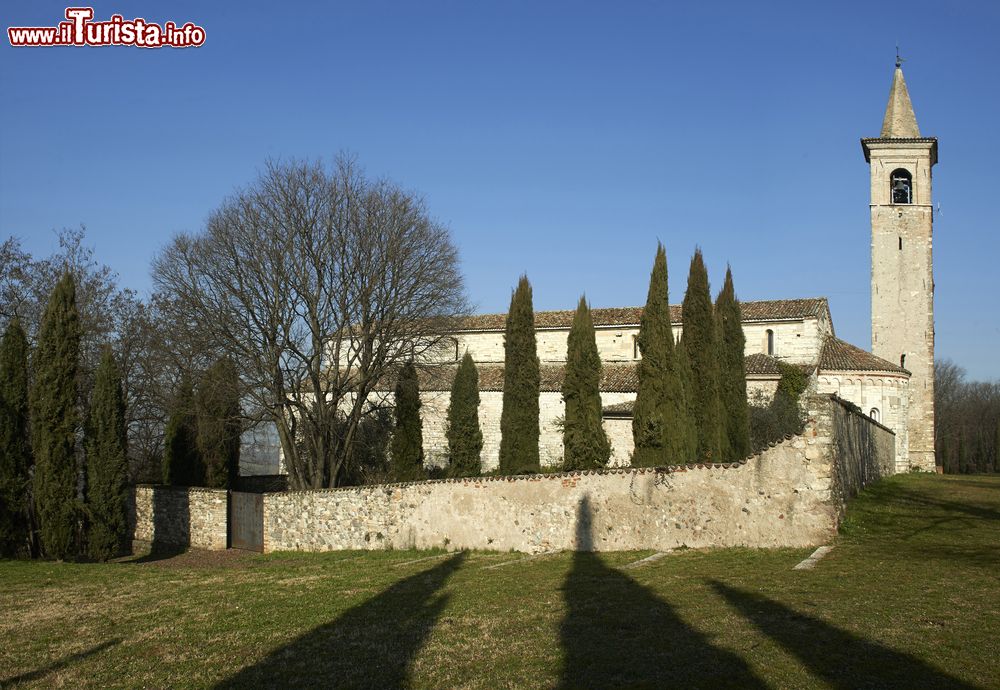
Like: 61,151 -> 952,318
452,298 -> 829,332
819,336 -> 909,375
377,352 -> 818,394
880,66 -> 921,138
390,362 -> 641,393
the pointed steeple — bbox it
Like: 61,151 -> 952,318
880,66 -> 921,137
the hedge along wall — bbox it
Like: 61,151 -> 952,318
131,485 -> 228,551
261,395 -> 895,554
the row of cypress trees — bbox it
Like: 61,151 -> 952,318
161,358 -> 241,489
633,245 -> 752,465
391,353 -> 485,480
388,244 -> 752,478
0,273 -> 129,561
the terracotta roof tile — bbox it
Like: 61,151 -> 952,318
377,362 -> 640,393
819,336 -> 909,375
744,353 -> 814,377
453,298 -> 828,332
399,351 -> 816,396
601,401 -> 635,417
744,353 -> 783,376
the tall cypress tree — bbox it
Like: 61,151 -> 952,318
682,249 -> 725,463
31,273 -> 81,560
162,375 -> 202,486
391,361 -> 425,481
632,245 -> 694,467
562,296 -> 610,470
715,267 -> 751,460
85,348 -> 128,561
499,275 -> 540,474
674,333 -> 699,461
0,319 -> 32,557
196,358 -> 241,489
446,352 -> 483,478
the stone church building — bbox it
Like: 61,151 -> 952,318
383,62 -> 937,475
243,64 -> 938,478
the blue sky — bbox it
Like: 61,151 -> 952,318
2,1 -> 998,378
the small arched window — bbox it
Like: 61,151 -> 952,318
766,329 -> 775,356
890,168 -> 912,204
870,408 -> 880,423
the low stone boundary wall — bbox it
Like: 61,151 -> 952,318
262,395 -> 895,553
131,485 -> 228,552
129,395 -> 896,555
824,394 -> 896,513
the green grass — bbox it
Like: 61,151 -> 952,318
2,474 -> 998,688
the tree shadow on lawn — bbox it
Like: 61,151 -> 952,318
1,638 -> 119,685
215,551 -> 466,689
559,496 -> 768,689
709,580 -> 981,689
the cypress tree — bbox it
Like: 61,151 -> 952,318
682,249 -> 725,463
31,273 -> 81,560
446,352 -> 483,478
162,375 -> 203,486
715,267 -> 752,460
195,358 -> 241,489
0,319 -> 32,557
562,296 -> 610,470
674,334 -> 699,461
632,245 -> 695,466
85,348 -> 128,561
391,361 -> 425,481
499,275 -> 540,474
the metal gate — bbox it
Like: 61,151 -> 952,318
230,491 -> 263,552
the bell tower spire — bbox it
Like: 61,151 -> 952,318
880,59 -> 921,138
862,60 -> 938,472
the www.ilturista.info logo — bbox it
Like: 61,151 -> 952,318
8,7 -> 206,48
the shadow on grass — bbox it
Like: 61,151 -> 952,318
855,478 -> 1000,524
1,639 -> 119,685
559,497 -> 767,689
128,544 -> 189,564
215,551 -> 466,689
709,581 -> 980,689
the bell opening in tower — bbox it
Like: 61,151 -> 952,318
890,168 -> 913,204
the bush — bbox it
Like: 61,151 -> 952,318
748,363 -> 807,453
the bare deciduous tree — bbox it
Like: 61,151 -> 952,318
152,156 -> 468,489
935,359 -> 1000,473
0,228 -> 166,481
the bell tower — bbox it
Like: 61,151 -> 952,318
862,59 -> 938,471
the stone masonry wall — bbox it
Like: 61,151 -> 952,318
131,485 -> 228,552
816,373 -> 909,471
819,395 -> 896,514
262,395 -> 891,554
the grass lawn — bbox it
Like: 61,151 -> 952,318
1,474 -> 998,688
